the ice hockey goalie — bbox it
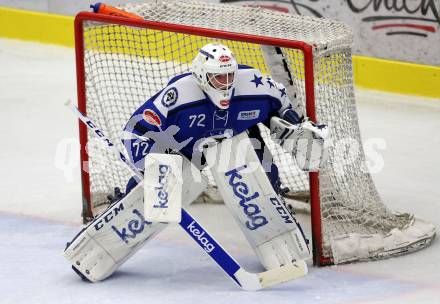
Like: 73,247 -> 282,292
64,43 -> 330,284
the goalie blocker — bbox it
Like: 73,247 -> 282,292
143,154 -> 183,223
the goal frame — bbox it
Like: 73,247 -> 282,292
74,11 -> 327,265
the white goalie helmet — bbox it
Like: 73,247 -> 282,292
191,43 -> 238,109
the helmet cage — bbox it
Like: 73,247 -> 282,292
207,72 -> 235,91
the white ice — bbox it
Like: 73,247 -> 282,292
0,38 -> 439,304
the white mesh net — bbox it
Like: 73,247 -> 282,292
77,0 -> 435,264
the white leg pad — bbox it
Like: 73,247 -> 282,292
204,131 -> 310,270
64,156 -> 207,282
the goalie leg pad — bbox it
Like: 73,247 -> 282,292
204,132 -> 310,270
64,184 -> 167,282
64,156 -> 207,282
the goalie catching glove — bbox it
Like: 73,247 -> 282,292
270,116 -> 330,171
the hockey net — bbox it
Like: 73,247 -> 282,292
75,1 -> 435,265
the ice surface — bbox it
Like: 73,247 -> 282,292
0,38 -> 439,303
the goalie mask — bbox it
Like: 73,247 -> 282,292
191,43 -> 238,109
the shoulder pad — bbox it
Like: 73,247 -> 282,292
234,68 -> 281,98
152,74 -> 207,115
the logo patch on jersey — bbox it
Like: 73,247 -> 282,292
143,109 -> 162,127
237,110 -> 260,120
161,87 -> 178,107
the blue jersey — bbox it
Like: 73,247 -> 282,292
122,66 -> 302,172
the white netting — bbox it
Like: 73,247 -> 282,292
78,0 -> 435,264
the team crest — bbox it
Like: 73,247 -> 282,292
143,109 -> 162,127
161,87 -> 178,107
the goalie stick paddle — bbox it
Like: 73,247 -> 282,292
66,100 -> 308,290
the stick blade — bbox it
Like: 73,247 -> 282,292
234,260 -> 308,291
257,260 -> 308,289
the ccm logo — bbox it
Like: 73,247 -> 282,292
94,203 -> 125,231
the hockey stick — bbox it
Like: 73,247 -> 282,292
66,100 -> 307,290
